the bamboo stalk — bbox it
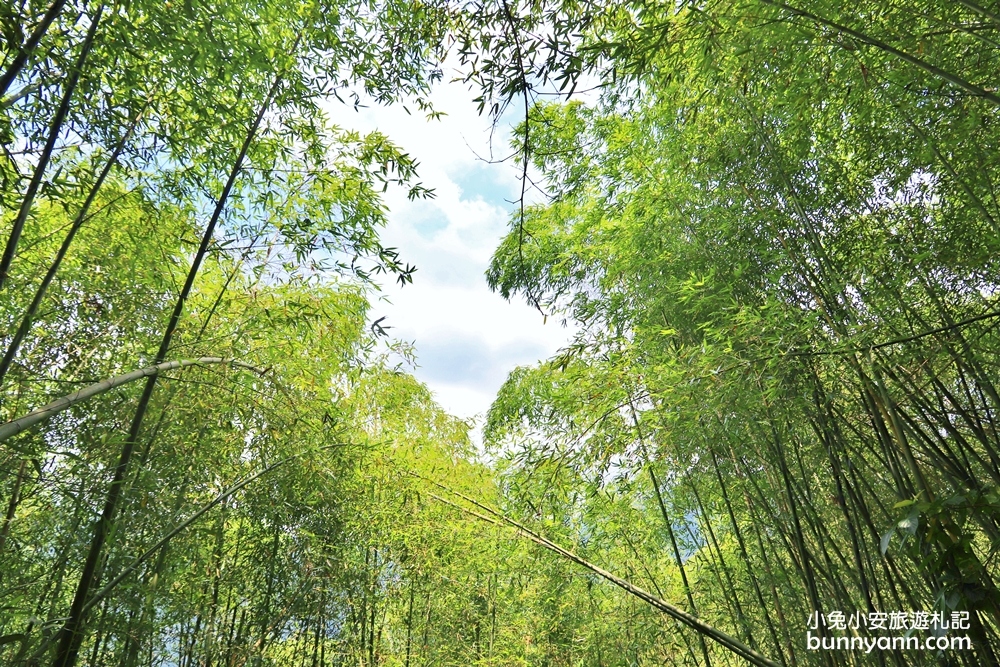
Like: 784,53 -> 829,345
0,104 -> 148,388
0,5 -> 103,290
0,0 -> 68,99
50,70 -> 284,667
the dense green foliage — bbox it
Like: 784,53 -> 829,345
5,1 -> 1000,666
480,1 -> 1000,666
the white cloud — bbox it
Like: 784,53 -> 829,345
320,69 -> 573,427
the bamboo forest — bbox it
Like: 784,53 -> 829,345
5,1 -> 1000,666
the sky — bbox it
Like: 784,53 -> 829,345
321,72 -> 573,429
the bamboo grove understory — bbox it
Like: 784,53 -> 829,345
3,1 -> 1000,666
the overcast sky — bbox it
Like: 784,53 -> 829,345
322,73 -> 572,428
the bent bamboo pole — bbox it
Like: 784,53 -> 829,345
424,481 -> 781,667
0,358 -> 262,443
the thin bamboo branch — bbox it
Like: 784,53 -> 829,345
759,0 -> 1000,107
